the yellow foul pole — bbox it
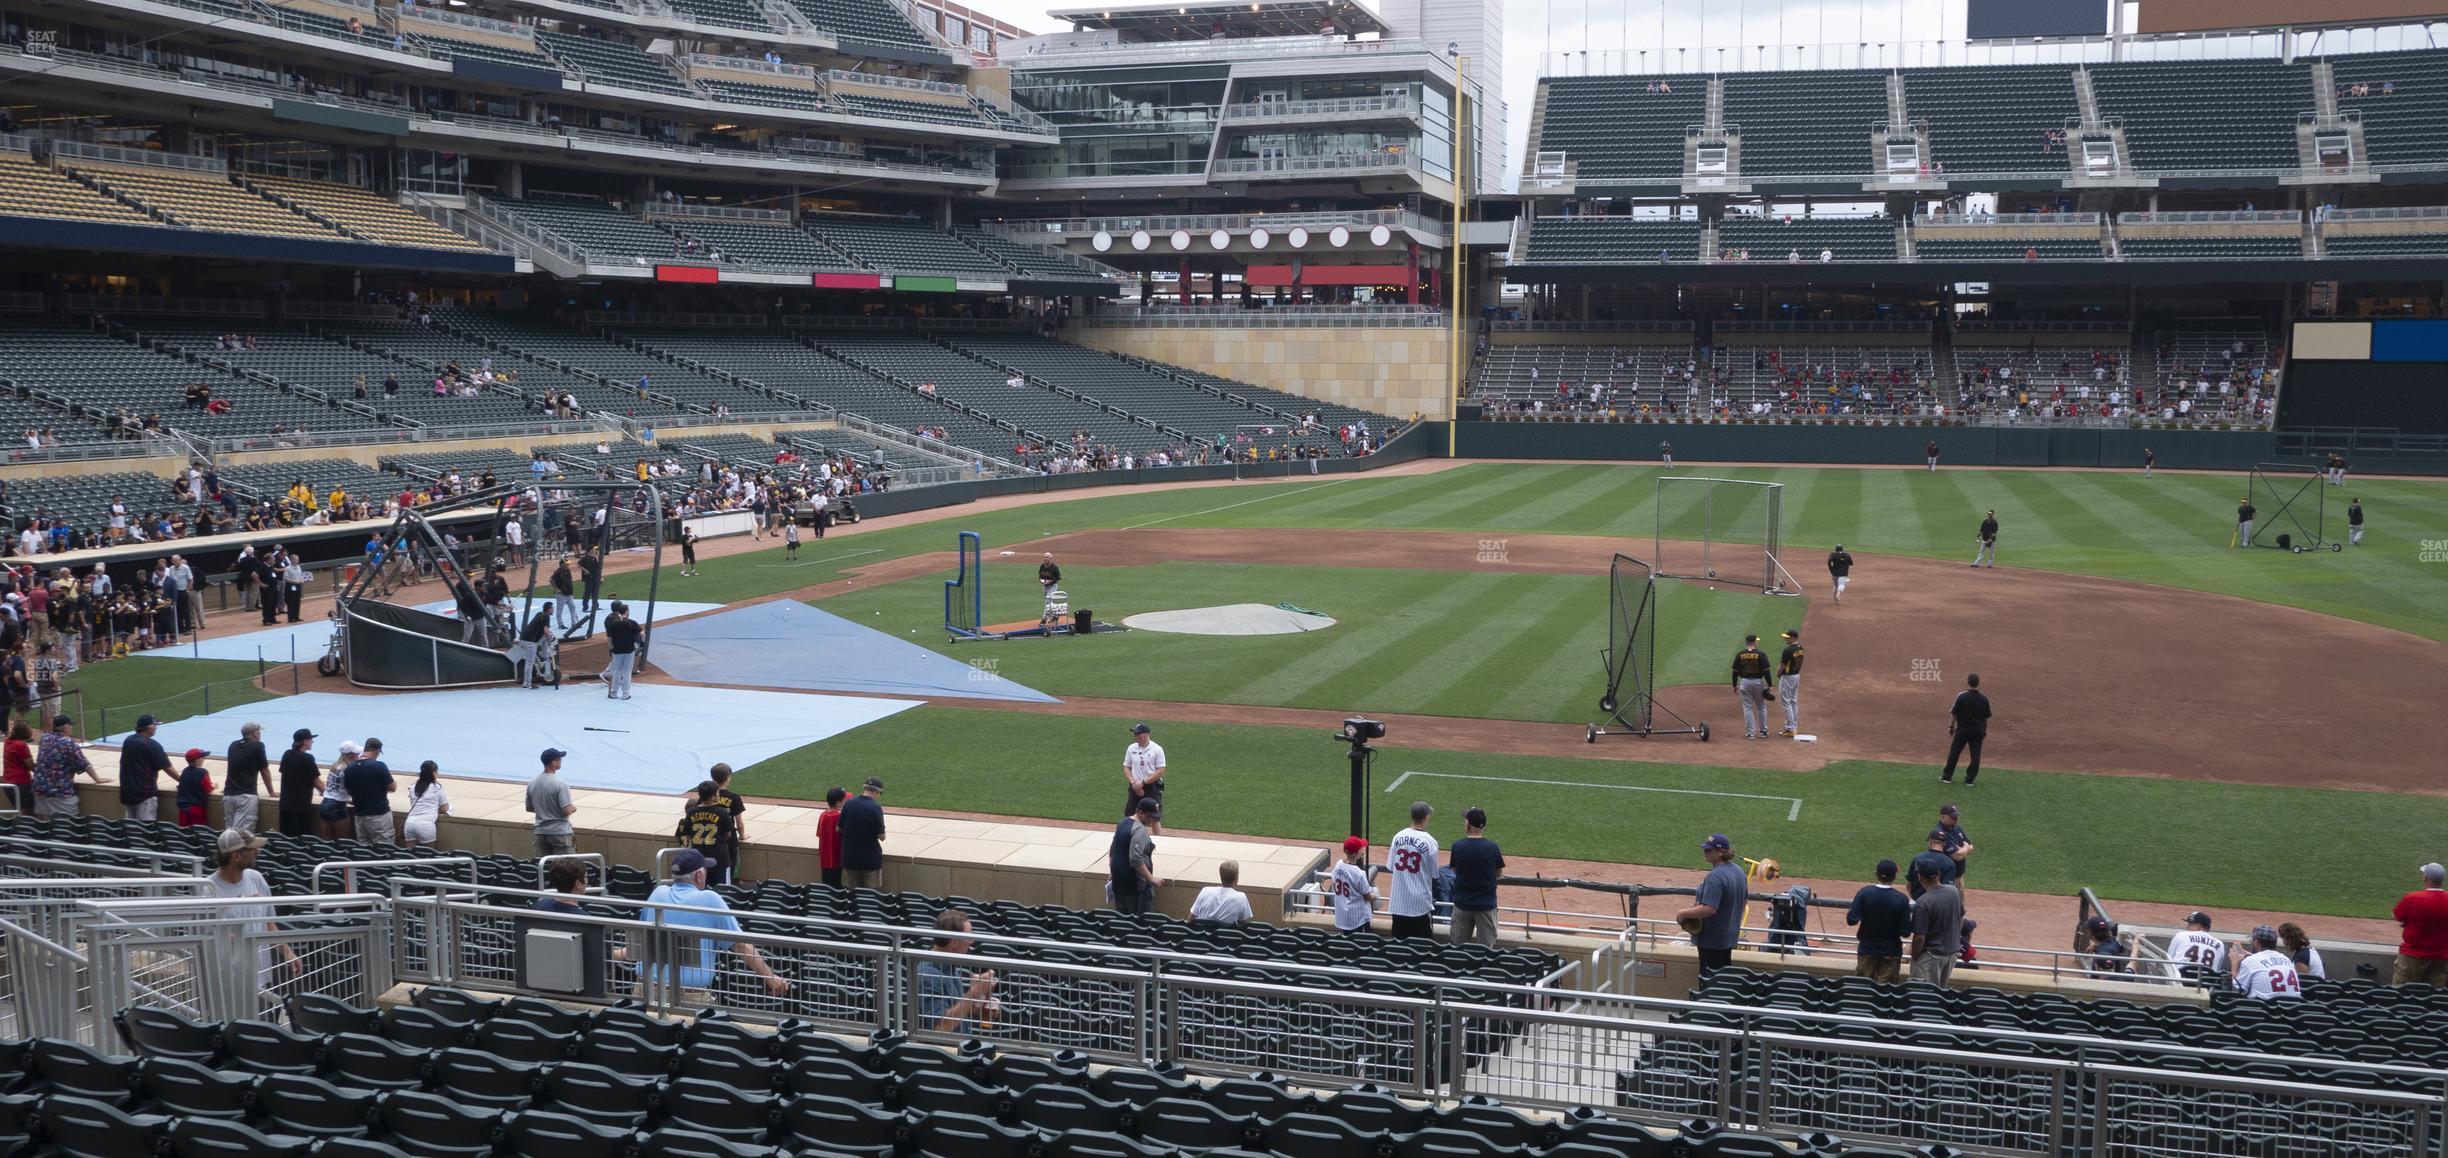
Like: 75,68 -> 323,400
1447,56 -> 1468,457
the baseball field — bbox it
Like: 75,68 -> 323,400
103,461 -> 2448,919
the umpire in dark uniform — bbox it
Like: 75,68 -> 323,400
1731,634 -> 1772,740
1940,673 -> 1991,785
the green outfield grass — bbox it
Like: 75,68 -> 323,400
654,464 -> 2448,640
818,561 -> 1799,722
58,657 -> 280,734
739,705 -> 2433,918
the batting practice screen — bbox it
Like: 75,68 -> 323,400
1601,554 -> 1659,729
1654,477 -> 1793,593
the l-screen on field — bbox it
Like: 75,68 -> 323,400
728,462 -> 2448,920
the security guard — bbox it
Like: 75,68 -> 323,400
1775,630 -> 1805,737
1731,634 -> 1773,740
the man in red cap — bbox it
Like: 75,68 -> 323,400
174,747 -> 214,827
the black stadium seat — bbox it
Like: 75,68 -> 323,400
165,1115 -> 318,1158
136,1057 -> 257,1120
115,1008 -> 223,1062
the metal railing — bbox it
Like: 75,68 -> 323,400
380,878 -> 2445,1154
83,893 -> 393,1031
1003,34 -> 1448,71
308,855 -> 476,895
1917,212 -> 2102,228
641,199 -> 791,223
1212,151 -> 1427,177
1082,304 -> 1449,329
2324,204 -> 2448,222
823,67 -> 968,99
2118,210 -> 2304,226
1221,93 -> 1420,121
987,208 -> 1445,242
398,6 -> 535,39
683,51 -> 815,80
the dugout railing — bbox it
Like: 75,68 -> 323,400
1285,873 -> 2159,988
383,881 -> 2447,1155
0,872 -> 2435,1157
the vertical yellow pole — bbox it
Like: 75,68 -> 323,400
1448,57 -> 1468,457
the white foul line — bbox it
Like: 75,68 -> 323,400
1121,482 -> 1335,530
1383,770 -> 1804,822
755,547 -> 884,569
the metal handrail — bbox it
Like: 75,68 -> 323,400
1221,93 -> 1419,120
308,855 -> 476,895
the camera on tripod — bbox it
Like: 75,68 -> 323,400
1335,718 -> 1385,746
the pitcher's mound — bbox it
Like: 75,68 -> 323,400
1123,603 -> 1337,636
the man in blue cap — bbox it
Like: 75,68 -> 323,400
1677,833 -> 1749,974
641,848 -> 789,1003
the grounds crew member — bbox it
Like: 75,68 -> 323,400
1731,634 -> 1772,740
2236,497 -> 2256,548
1775,630 -> 1804,737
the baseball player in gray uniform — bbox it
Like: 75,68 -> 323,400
1731,634 -> 1772,740
1775,630 -> 1804,737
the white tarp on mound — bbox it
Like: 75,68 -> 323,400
1123,603 -> 1337,636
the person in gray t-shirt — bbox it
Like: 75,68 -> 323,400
1677,833 -> 1750,974
1909,869 -> 1965,987
526,749 -> 577,858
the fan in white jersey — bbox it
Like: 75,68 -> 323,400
2230,925 -> 2302,1000
1384,801 -> 1440,940
1328,836 -> 1377,932
2162,911 -> 2228,981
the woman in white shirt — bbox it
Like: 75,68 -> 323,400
402,760 -> 450,847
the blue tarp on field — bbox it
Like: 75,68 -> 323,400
648,600 -> 1059,704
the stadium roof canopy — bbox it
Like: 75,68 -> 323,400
1045,0 -> 1389,41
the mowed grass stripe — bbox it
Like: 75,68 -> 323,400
1289,571 -> 1532,710
1485,466 -> 1655,534
2006,471 -> 2151,561
1218,568 -> 1493,707
1458,575 -> 1617,722
1397,573 -> 1602,719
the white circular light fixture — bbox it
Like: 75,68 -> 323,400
1287,227 -> 1309,248
1209,229 -> 1231,249
1130,230 -> 1151,251
1249,228 -> 1270,249
1170,229 -> 1192,250
1092,230 -> 1114,252
1369,224 -> 1392,246
1329,226 -> 1351,247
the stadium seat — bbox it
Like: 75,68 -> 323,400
532,1062 -> 655,1130
660,1076 -> 778,1143
38,1095 -> 170,1158
777,1094 -> 901,1157
429,1047 -> 544,1110
379,1090 -> 506,1158
25,1039 -> 143,1106
115,1007 -> 224,1062
500,1108 -> 637,1158
326,1033 -> 431,1092
135,1057 -> 258,1120
290,994 -> 382,1037
164,1115 -> 318,1158
256,1074 -> 382,1137
905,1111 -> 1038,1158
